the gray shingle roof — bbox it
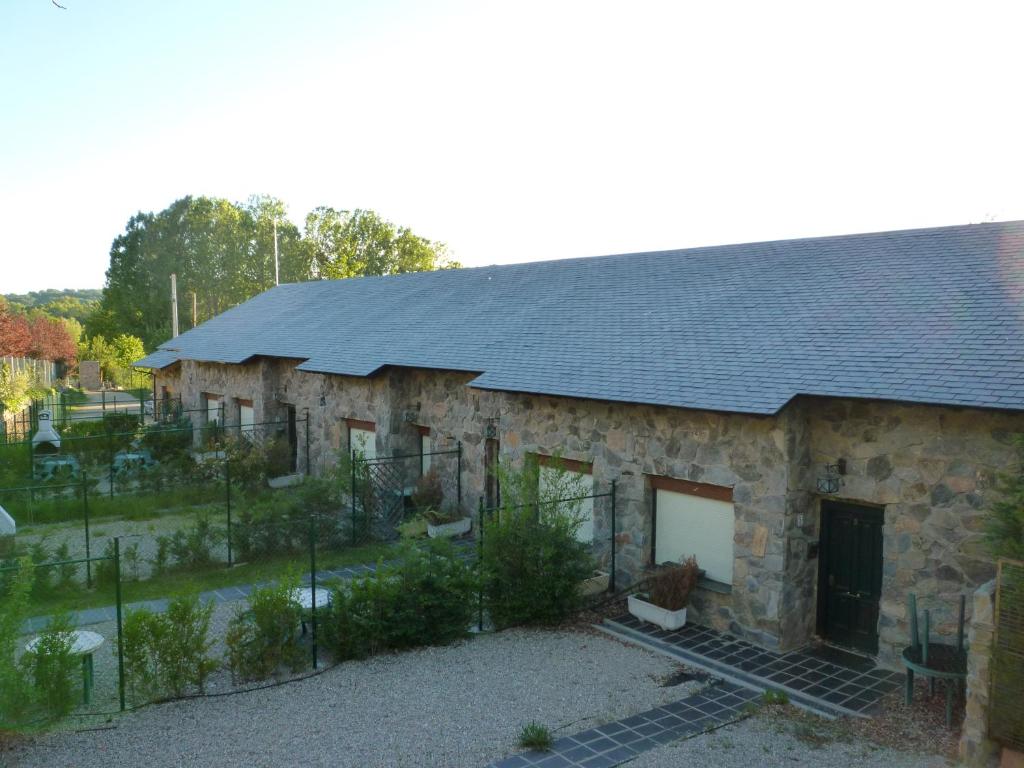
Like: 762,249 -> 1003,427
134,349 -> 180,369
134,221 -> 1024,415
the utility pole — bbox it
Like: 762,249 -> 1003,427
273,219 -> 280,286
191,291 -> 197,329
170,273 -> 179,337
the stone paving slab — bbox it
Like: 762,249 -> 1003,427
487,681 -> 759,768
601,614 -> 902,718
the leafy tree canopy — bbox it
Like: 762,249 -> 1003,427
91,197 -> 456,350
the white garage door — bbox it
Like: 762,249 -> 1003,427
350,427 -> 376,459
655,489 -> 735,585
539,464 -> 594,543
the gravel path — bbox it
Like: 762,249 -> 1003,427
628,709 -> 955,768
8,628 -> 696,768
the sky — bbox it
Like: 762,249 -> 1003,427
2,0 -> 1024,293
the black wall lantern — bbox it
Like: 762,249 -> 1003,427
816,458 -> 846,494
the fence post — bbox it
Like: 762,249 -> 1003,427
83,471 -> 92,588
107,425 -> 114,499
350,449 -> 357,546
102,389 -> 106,414
225,460 -> 233,567
309,515 -> 318,670
609,479 -> 617,593
114,536 -> 126,712
456,441 -> 463,513
305,412 -> 311,477
478,496 -> 484,632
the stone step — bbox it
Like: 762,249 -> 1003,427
598,618 -> 874,720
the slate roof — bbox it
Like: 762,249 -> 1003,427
134,221 -> 1024,415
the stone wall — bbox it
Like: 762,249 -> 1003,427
959,579 -> 998,767
801,398 -> 1023,662
153,359 -> 1024,659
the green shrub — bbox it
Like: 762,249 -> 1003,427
21,614 -> 79,720
120,594 -> 218,702
28,540 -> 52,598
225,573 -> 305,681
94,539 -> 119,587
518,722 -> 553,751
140,418 -> 193,462
987,435 -> 1024,559
53,542 -> 79,590
152,518 -> 224,573
232,489 -> 346,562
478,458 -> 593,629
322,539 -> 477,661
0,560 -> 33,726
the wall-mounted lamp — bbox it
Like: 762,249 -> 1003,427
319,396 -> 327,407
485,418 -> 499,439
816,458 -> 846,494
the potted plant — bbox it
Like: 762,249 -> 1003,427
424,507 -> 472,538
627,556 -> 699,630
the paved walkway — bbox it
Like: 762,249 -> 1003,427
601,614 -> 902,718
487,680 -> 760,768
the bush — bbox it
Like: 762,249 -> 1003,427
225,573 -> 305,681
140,418 -> 193,462
648,556 -> 699,610
120,594 -> 218,702
322,539 -> 477,661
21,614 -> 79,720
478,459 -> 593,629
233,491 -> 345,562
987,435 -> 1024,559
152,517 -> 224,573
28,540 -> 52,598
0,560 -> 33,726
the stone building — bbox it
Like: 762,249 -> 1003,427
136,221 -> 1024,665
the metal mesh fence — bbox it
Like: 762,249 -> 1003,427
0,549 -> 124,727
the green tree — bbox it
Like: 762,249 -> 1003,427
304,207 -> 457,279
0,362 -> 34,412
93,197 -> 457,349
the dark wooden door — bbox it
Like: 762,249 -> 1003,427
818,501 -> 883,654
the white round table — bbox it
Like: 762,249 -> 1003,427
25,630 -> 104,704
294,587 -> 333,610
294,587 -> 332,634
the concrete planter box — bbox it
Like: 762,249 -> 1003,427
268,473 -> 303,489
580,570 -> 610,596
427,516 -> 472,539
627,593 -> 688,631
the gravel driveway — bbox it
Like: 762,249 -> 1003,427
628,709 -> 955,768
8,628 -> 696,768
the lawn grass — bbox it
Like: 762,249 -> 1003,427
23,541 -> 399,617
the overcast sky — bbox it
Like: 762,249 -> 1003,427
2,0 -> 1023,293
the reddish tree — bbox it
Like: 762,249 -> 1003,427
0,304 -> 32,358
28,316 -> 77,363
